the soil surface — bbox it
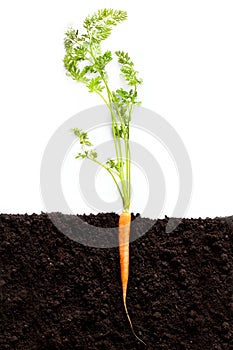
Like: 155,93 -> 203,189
0,212 -> 233,350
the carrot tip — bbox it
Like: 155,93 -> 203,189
123,301 -> 146,345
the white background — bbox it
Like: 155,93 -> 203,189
0,0 -> 233,218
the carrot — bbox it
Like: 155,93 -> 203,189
65,9 -> 145,344
119,211 -> 146,345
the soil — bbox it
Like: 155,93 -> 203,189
0,212 -> 233,350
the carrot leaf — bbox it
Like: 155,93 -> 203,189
65,9 -> 142,211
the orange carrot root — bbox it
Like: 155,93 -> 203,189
119,212 -> 146,345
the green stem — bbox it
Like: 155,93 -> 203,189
95,90 -> 110,108
89,157 -> 124,205
127,139 -> 131,205
87,35 -> 130,211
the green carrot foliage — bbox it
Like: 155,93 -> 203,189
64,9 -> 142,211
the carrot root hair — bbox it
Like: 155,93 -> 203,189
123,299 -> 146,346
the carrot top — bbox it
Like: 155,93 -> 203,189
64,9 -> 143,212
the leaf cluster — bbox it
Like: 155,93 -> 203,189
75,149 -> 97,160
72,128 -> 97,160
83,9 -> 127,43
72,128 -> 92,146
115,51 -> 143,87
64,9 -> 127,85
63,8 -> 142,113
106,159 -> 124,173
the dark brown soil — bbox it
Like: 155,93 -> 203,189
0,213 -> 233,350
